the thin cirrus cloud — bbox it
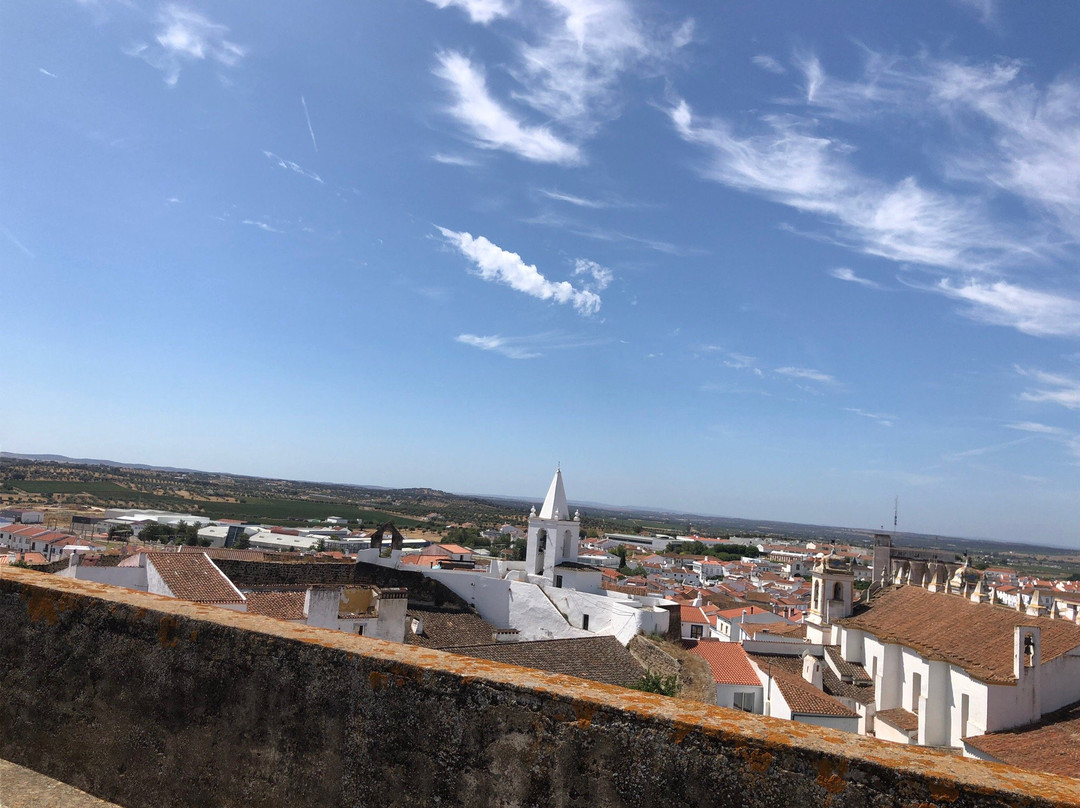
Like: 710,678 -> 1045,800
829,267 -> 883,290
798,52 -> 1080,241
1016,367 -> 1080,410
430,0 -> 692,160
775,366 -> 839,385
934,279 -> 1080,338
437,226 -> 601,315
127,4 -> 245,87
426,0 -> 511,25
434,51 -> 582,166
1006,421 -> 1069,436
844,407 -> 895,427
456,331 -> 607,359
752,54 -> 786,75
262,150 -> 323,184
667,49 -> 1080,340
667,98 -> 1017,273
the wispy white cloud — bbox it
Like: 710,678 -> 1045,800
432,152 -> 480,167
509,0 -> 682,137
1,226 -> 34,258
39,68 -> 58,78
456,334 -> 540,359
944,436 -> 1031,461
300,96 -> 318,153
525,211 -> 703,256
752,54 -> 785,75
241,219 -> 282,233
427,0 -> 511,24
1017,367 -> 1080,410
456,330 -> 607,359
1006,421 -> 1068,436
128,4 -> 245,87
935,279 -> 1080,338
262,150 -> 323,184
540,189 -> 611,209
723,352 -> 764,376
952,0 -> 997,28
844,407 -> 895,427
434,51 -> 582,165
166,197 -> 181,204
437,226 -> 601,314
669,98 -> 1018,272
829,267 -> 883,290
775,366 -> 839,385
573,258 -> 613,290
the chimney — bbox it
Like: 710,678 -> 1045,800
802,655 -> 823,690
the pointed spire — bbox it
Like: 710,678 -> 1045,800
538,468 -> 570,520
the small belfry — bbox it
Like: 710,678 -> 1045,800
807,544 -> 855,627
525,467 -> 581,582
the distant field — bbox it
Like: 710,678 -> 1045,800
8,480 -> 133,496
189,498 -> 423,527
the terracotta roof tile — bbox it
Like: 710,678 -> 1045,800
146,552 -> 244,605
747,653 -> 858,718
690,640 -> 761,687
964,700 -> 1080,778
405,607 -> 496,649
246,591 -> 306,621
876,707 -> 920,733
444,636 -> 645,688
839,586 -> 1080,685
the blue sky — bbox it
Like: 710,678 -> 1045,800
3,1 -> 1079,545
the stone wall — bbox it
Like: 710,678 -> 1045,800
2,567 -> 1079,808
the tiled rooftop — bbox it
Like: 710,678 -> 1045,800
405,607 -> 497,649
444,636 -> 645,688
877,707 -> 920,734
146,552 -> 245,605
690,639 -> 761,687
747,653 -> 858,718
245,591 -> 307,621
839,585 -> 1080,685
965,700 -> 1080,778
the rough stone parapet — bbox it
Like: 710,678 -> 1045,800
2,567 -> 1079,808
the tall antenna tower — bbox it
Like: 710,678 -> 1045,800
893,496 -> 898,530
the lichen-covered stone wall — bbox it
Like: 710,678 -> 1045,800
2,566 -> 1079,808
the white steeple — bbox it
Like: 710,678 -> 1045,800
538,468 -> 569,520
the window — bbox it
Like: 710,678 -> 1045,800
961,693 -> 970,738
357,625 -> 364,636
911,671 -> 922,714
833,582 -> 843,601
554,575 -> 563,588
582,614 -> 590,631
871,656 -> 878,683
690,624 -> 703,639
733,691 -> 755,712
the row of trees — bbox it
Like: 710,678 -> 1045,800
109,521 -> 213,547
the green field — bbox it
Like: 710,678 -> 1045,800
6,480 -> 134,496
188,498 -> 423,527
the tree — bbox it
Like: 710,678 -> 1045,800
234,532 -> 251,550
510,537 -> 527,561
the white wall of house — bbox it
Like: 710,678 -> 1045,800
715,683 -> 763,713
874,719 -> 914,744
56,563 -> 148,591
508,580 -> 591,641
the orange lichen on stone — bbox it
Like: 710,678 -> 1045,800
816,758 -> 849,795
572,701 -> 598,729
737,745 -> 774,773
929,780 -> 961,803
22,590 -> 60,625
369,670 -> 387,691
157,615 -> 181,648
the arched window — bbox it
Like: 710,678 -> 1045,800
834,582 -> 843,601
812,580 -> 819,608
562,530 -> 573,558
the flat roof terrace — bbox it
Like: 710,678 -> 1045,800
2,566 -> 1079,808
